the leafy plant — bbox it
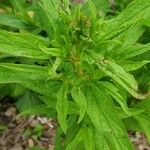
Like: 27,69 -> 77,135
0,0 -> 150,149
0,124 -> 7,132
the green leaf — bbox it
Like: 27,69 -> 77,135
118,43 -> 150,60
97,81 -> 130,115
66,127 -> 85,150
118,23 -> 145,49
29,147 -> 47,150
9,0 -> 25,12
99,61 -> 145,99
0,29 -> 49,59
100,0 -> 150,40
0,63 -> 49,80
29,146 -> 46,150
0,124 -> 7,131
56,83 -> 68,133
134,114 -> 150,143
117,107 -> 144,119
0,84 -> 25,97
41,0 -> 58,18
35,0 -> 58,39
39,46 -> 62,57
55,128 -> 63,150
84,127 -> 95,150
0,63 -> 60,97
16,90 -> 42,112
64,117 -> 81,148
135,97 -> 150,110
90,0 -> 110,14
94,128 -> 110,150
0,14 -> 36,30
123,117 -> 142,132
87,0 -> 97,22
71,86 -> 87,123
86,84 -> 134,150
119,60 -> 150,71
19,104 -> 56,117
40,96 -> 79,115
143,18 -> 150,27
88,51 -> 145,99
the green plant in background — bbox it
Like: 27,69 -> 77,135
0,124 -> 7,132
29,147 -> 47,150
0,0 -> 150,149
23,124 -> 44,139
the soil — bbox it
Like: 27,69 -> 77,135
129,132 -> 150,150
0,98 -> 56,150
